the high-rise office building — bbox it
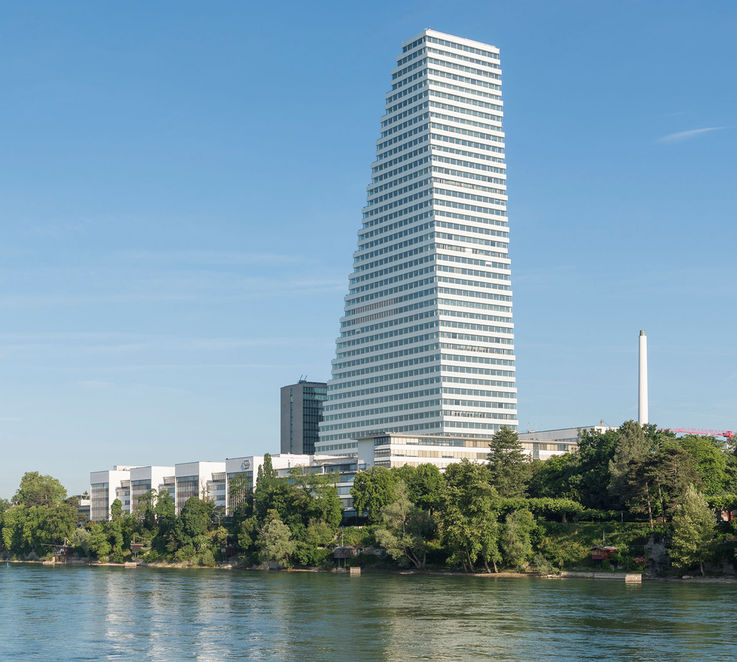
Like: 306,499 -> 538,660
317,29 -> 517,455
280,380 -> 327,455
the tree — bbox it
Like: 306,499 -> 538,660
254,454 -> 292,522
13,472 -> 67,507
71,527 -> 91,557
608,421 -> 653,503
351,467 -> 397,523
648,443 -> 699,519
575,428 -> 620,509
289,469 -> 343,530
394,463 -> 445,516
88,522 -> 112,561
670,485 -> 715,576
133,489 -> 158,530
374,481 -> 432,569
677,435 -> 729,495
488,427 -> 530,497
502,509 -> 536,571
257,510 -> 295,567
527,454 -> 582,501
440,460 -> 501,573
294,519 -> 335,567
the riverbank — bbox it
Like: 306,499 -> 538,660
6,558 -> 737,583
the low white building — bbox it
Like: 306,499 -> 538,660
129,465 -> 175,512
174,461 -> 226,514
224,453 -> 362,513
89,466 -> 139,521
356,427 -> 615,471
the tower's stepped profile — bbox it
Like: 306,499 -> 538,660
317,30 -> 517,455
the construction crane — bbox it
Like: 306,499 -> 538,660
659,427 -> 735,441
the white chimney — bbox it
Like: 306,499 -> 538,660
638,330 -> 648,425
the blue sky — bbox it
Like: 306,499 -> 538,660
1,1 -> 735,497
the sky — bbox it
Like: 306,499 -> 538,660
1,1 -> 735,498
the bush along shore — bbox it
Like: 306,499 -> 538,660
2,422 -> 737,578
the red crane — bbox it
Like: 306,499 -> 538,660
660,427 -> 735,441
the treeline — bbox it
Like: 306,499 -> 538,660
347,423 -> 737,575
2,423 -> 736,575
0,458 -> 342,568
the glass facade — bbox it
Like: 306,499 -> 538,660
318,30 -> 517,455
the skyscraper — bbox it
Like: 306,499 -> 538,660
317,29 -> 517,455
280,380 -> 327,455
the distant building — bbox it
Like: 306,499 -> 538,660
174,461 -> 226,514
280,380 -> 327,455
89,466 -> 139,521
225,453 -> 362,513
356,427 -> 613,470
129,465 -> 175,512
519,425 -> 615,460
89,452 -> 361,520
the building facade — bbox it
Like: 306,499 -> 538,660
280,380 -> 327,455
89,466 -> 139,522
518,425 -> 615,460
90,453 -> 362,521
129,465 -> 175,513
318,29 -> 517,455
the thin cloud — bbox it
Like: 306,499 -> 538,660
658,126 -> 726,143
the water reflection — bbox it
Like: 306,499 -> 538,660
1,567 -> 737,661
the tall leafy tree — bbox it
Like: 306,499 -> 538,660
670,485 -> 715,576
254,454 -> 291,522
374,481 -> 432,569
351,467 -> 397,523
488,427 -> 529,497
608,421 -> 653,503
502,509 -> 536,571
677,435 -> 729,495
257,510 -> 295,567
394,463 -> 445,516
575,427 -> 619,509
13,472 -> 67,507
440,460 -> 501,572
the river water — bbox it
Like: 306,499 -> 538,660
1,565 -> 735,660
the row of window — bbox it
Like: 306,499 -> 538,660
324,387 -> 441,410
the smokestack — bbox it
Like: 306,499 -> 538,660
638,330 -> 648,425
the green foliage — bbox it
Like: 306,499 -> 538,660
393,463 -> 445,515
677,436 -> 729,495
487,426 -> 530,497
71,527 -> 91,556
88,522 -> 112,561
351,467 -> 397,523
257,510 -> 296,567
440,460 -> 501,572
499,497 -> 585,522
374,481 -> 433,569
531,552 -> 556,575
528,454 -> 582,501
502,509 -> 536,570
608,421 -> 653,504
1,503 -> 76,558
13,472 -> 67,507
575,428 -> 619,509
294,519 -> 334,567
670,485 -> 716,576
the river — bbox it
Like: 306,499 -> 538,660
1,565 -> 735,660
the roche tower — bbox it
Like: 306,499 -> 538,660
317,29 -> 517,455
